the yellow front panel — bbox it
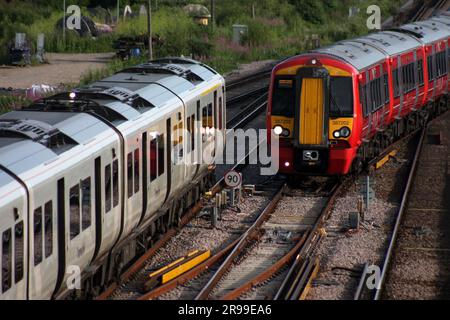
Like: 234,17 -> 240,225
299,78 -> 324,145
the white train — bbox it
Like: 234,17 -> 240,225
0,58 -> 226,299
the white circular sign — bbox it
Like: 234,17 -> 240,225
224,170 -> 242,189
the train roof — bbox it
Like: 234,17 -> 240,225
0,111 -> 112,175
354,31 -> 422,56
313,40 -> 386,71
396,20 -> 450,44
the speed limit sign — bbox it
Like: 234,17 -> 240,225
224,170 -> 242,189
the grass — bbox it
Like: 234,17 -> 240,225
0,0 -> 405,113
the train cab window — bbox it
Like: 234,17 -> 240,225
69,185 -> 80,240
14,221 -> 23,283
158,135 -> 165,176
113,160 -> 119,208
134,149 -> 140,193
330,77 -> 353,117
150,139 -> 158,181
2,228 -> 12,293
272,77 -> 295,117
127,152 -> 133,198
105,165 -> 112,213
81,178 -> 91,230
418,59 -> 424,86
34,207 -> 43,264
44,201 -> 53,258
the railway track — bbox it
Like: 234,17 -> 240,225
96,71 -> 271,300
354,127 -> 426,300
412,0 -> 450,22
135,178 -> 343,301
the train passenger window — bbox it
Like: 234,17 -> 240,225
14,221 -> 23,283
81,178 -> 91,230
418,60 -> 424,86
436,51 -> 447,78
105,165 -> 112,213
158,135 -> 165,176
150,139 -> 158,181
214,91 -> 218,130
70,185 -> 80,240
330,77 -> 353,117
34,207 -> 43,265
218,97 -> 223,131
127,152 -> 133,198
187,116 -> 192,152
202,107 -> 208,129
2,228 -> 12,293
383,74 -> 390,105
392,69 -> 400,98
207,103 -> 213,129
272,77 -> 295,117
359,84 -> 368,117
44,201 -> 53,258
191,115 -> 196,152
134,149 -> 140,193
428,55 -> 435,81
113,160 -> 119,208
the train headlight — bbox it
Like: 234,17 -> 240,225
273,126 -> 283,135
281,128 -> 291,137
333,130 -> 341,138
340,127 -> 351,138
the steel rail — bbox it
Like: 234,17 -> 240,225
227,86 -> 268,106
274,179 -> 343,300
195,184 -> 287,300
373,127 -> 426,300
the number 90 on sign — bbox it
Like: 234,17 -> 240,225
224,170 -> 242,189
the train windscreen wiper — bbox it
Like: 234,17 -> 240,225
329,93 -> 344,116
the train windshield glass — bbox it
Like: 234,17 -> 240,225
272,77 -> 295,117
329,77 -> 353,117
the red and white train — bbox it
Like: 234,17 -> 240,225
268,14 -> 450,175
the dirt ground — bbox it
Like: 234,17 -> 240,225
0,52 -> 115,89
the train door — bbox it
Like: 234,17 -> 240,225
0,177 -> 27,300
185,99 -> 198,182
171,109 -> 185,195
295,68 -> 328,146
125,134 -> 143,234
28,182 -> 59,300
145,122 -> 168,221
53,158 -> 97,298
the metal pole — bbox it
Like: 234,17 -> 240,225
210,0 -> 215,29
147,0 -> 153,60
63,0 -> 66,44
117,0 -> 120,27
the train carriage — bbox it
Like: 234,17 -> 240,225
268,15 -> 450,176
0,58 -> 225,299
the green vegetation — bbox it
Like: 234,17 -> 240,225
0,95 -> 31,113
0,0 -> 404,113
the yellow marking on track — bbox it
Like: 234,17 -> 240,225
375,151 -> 397,170
161,250 -> 211,284
299,260 -> 320,300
